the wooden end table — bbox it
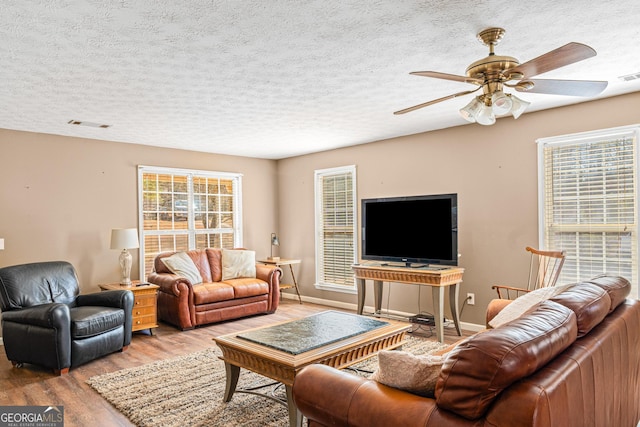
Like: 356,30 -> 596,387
258,258 -> 302,304
99,281 -> 159,334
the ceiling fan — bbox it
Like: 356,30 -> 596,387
394,27 -> 608,125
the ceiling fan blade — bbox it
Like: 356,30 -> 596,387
508,42 -> 597,79
394,89 -> 479,115
515,79 -> 608,97
410,71 -> 483,85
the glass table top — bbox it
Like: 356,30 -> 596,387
236,311 -> 389,355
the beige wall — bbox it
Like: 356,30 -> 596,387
277,92 -> 640,326
1,92 -> 639,329
0,130 -> 279,292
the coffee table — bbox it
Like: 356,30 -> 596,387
213,310 -> 410,427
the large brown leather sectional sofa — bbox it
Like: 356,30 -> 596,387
293,276 -> 640,426
148,248 -> 282,330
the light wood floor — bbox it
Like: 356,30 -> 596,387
0,300 -> 472,426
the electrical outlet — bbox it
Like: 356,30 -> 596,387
466,293 -> 475,305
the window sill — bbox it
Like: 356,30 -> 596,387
314,282 -> 357,294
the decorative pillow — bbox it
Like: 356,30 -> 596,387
369,350 -> 445,397
488,284 -> 570,328
221,249 -> 256,280
161,252 -> 203,285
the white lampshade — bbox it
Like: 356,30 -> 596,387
110,228 -> 139,249
0,238 -> 4,250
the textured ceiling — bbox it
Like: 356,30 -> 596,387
2,1 -> 640,159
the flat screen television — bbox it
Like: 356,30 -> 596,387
361,193 -> 458,267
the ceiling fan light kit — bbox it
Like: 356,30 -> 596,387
395,27 -> 608,125
460,91 -> 530,124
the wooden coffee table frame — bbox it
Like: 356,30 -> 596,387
214,315 -> 410,427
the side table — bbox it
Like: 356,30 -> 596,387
99,281 -> 160,334
258,258 -> 302,304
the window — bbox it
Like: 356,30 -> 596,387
538,125 -> 639,297
137,166 -> 243,279
314,165 -> 357,292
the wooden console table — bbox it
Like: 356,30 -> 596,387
352,264 -> 464,343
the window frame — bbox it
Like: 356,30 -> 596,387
314,165 -> 358,293
137,165 -> 243,280
537,124 -> 640,296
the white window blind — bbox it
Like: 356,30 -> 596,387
137,166 -> 242,279
538,125 -> 639,297
315,166 -> 357,292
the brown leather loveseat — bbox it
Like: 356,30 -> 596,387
293,276 -> 640,426
148,248 -> 281,330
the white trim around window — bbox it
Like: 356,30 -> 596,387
537,124 -> 640,297
137,165 -> 243,280
314,165 -> 357,293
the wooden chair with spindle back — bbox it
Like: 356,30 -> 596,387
492,246 -> 566,300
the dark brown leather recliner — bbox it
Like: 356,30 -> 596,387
0,261 -> 134,375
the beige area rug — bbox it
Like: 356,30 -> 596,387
87,335 -> 448,427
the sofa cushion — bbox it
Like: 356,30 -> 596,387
583,275 -> 631,312
70,306 -> 124,339
550,283 -> 611,337
436,300 -> 578,420
370,350 -> 445,397
224,278 -> 270,298
192,283 -> 235,305
161,252 -> 203,285
221,249 -> 256,280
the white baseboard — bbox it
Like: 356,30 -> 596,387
280,293 -> 485,332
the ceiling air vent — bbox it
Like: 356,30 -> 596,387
618,72 -> 640,82
68,120 -> 111,128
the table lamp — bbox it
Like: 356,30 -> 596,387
110,228 -> 139,286
269,232 -> 280,261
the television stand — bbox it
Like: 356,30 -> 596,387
352,264 -> 464,343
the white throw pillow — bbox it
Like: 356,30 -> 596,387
489,284 -> 571,328
161,252 -> 203,285
221,249 -> 256,280
369,350 -> 444,397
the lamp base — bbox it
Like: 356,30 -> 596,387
118,249 -> 133,287
267,256 -> 281,261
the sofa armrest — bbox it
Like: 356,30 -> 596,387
293,364 -> 437,427
77,289 -> 133,310
255,264 -> 281,286
148,272 -> 194,296
2,303 -> 70,329
256,264 -> 282,311
485,298 -> 513,326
